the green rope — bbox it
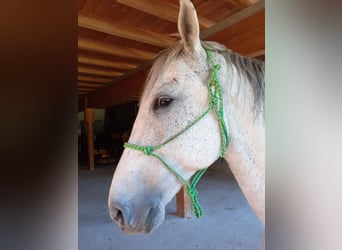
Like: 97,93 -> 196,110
206,50 -> 229,157
124,49 -> 228,218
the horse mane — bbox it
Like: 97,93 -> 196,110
201,41 -> 265,115
141,41 -> 265,115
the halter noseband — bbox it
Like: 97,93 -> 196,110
124,49 -> 229,218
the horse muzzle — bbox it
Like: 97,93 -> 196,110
109,199 -> 165,234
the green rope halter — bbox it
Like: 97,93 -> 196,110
124,49 -> 229,218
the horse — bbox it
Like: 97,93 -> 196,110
108,0 -> 264,246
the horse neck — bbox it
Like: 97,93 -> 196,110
220,59 -> 265,224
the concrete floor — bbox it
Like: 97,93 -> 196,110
79,164 -> 263,250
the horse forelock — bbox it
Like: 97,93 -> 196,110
140,41 -> 265,117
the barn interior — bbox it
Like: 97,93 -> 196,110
78,0 -> 264,249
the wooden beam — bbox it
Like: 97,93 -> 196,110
176,186 -> 191,218
86,108 -> 95,170
117,0 -> 216,29
78,76 -> 111,83
88,67 -> 149,108
78,13 -> 176,48
78,82 -> 103,88
78,55 -> 137,70
84,98 -> 94,170
224,0 -> 259,8
201,0 -> 264,39
78,66 -> 123,77
79,37 -> 156,60
208,10 -> 264,56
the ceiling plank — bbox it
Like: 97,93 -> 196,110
117,0 -> 216,29
78,76 -> 111,83
208,10 -> 264,55
78,55 -> 137,70
223,0 -> 259,8
201,0 -> 264,38
78,37 -> 156,60
78,66 -> 123,77
78,13 -> 176,48
78,82 -> 104,88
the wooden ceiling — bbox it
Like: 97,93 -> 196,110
78,0 -> 265,108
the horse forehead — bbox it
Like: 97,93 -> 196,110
144,58 -> 205,100
158,58 -> 200,81
157,61 -> 185,81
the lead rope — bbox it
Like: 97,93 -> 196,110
124,49 -> 228,218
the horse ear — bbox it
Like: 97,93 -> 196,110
178,0 -> 201,55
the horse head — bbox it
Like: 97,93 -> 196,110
108,0 -> 227,234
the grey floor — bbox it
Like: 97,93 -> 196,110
79,163 -> 263,250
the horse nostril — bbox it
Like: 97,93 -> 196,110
114,208 -> 123,222
110,205 -> 125,226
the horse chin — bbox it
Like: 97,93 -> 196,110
119,203 -> 165,234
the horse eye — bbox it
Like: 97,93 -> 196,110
154,96 -> 173,109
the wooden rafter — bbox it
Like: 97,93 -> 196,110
78,76 -> 111,83
78,82 -> 104,88
78,37 -> 156,60
224,0 -> 259,8
201,0 -> 264,38
78,13 -> 176,48
78,66 -> 123,77
85,105 -> 95,171
78,55 -> 137,70
208,10 -> 264,55
117,0 -> 216,29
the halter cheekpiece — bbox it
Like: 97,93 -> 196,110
124,49 -> 229,218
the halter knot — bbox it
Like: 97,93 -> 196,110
209,95 -> 218,106
143,146 -> 153,156
213,64 -> 221,72
187,186 -> 203,217
187,187 -> 198,197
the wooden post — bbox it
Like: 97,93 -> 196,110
84,97 -> 95,171
176,185 -> 191,218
